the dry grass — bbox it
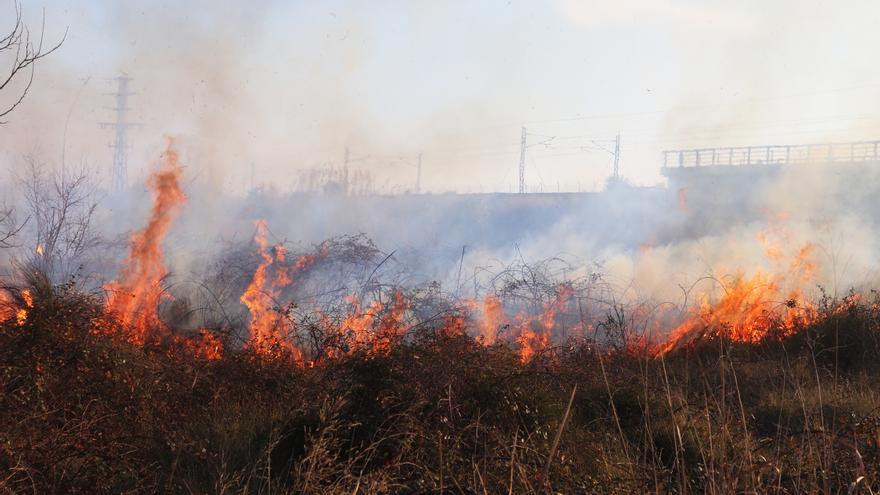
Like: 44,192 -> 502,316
1,279 -> 880,494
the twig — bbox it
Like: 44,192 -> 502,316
542,383 -> 577,491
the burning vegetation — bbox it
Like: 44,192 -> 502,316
3,144 -> 880,493
239,219 -> 304,362
105,140 -> 186,344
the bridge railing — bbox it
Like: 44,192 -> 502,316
663,140 -> 880,168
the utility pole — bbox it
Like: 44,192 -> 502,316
518,126 -> 527,194
99,74 -> 137,192
613,132 -> 620,181
415,152 -> 422,193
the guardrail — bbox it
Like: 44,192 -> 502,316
663,140 -> 880,168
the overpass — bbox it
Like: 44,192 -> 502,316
662,140 -> 880,169
660,139 -> 880,227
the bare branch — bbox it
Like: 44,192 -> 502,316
0,203 -> 26,248
0,1 -> 66,123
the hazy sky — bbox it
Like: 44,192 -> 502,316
2,0 -> 880,193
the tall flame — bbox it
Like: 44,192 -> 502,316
478,295 -> 504,345
240,220 -> 316,361
106,140 -> 186,344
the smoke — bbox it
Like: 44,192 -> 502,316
2,1 -> 880,346
6,1 -> 880,189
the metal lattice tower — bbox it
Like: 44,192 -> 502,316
518,126 -> 527,193
99,74 -> 136,192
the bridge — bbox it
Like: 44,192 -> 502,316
662,139 -> 880,169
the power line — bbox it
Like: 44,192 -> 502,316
522,81 -> 880,126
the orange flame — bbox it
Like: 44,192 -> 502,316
14,289 -> 33,325
461,295 -> 505,344
337,290 -> 410,357
371,290 -> 409,355
173,329 -> 224,360
105,140 -> 186,344
514,286 -> 573,362
240,220 -> 318,362
0,291 -> 11,323
340,295 -> 376,351
516,320 -> 550,363
655,235 -> 819,355
478,295 -> 504,345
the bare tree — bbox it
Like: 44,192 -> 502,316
0,1 -> 66,123
21,157 -> 99,280
0,2 -> 64,248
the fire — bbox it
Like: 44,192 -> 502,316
374,290 -> 409,353
15,289 -> 33,325
240,220 -> 317,362
105,139 -> 186,345
655,230 -> 820,355
790,243 -> 816,281
0,291 -> 11,322
461,295 -> 505,344
478,295 -> 504,345
460,287 -> 574,362
1,145 -> 841,368
514,285 -> 573,362
516,320 -> 550,363
339,295 -> 377,352
337,290 -> 410,356
173,329 -> 224,360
